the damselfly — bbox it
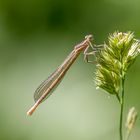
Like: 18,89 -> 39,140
27,35 -> 97,116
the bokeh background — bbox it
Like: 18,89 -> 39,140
0,0 -> 140,140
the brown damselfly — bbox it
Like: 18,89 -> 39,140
27,35 -> 99,116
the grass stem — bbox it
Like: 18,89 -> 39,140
119,77 -> 125,140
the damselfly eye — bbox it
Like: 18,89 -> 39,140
85,35 -> 93,41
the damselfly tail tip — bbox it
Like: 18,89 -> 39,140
27,108 -> 33,116
26,105 -> 36,116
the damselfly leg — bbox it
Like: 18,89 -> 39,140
84,44 -> 104,63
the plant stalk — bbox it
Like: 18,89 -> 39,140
119,77 -> 125,140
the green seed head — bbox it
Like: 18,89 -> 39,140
95,32 -> 140,95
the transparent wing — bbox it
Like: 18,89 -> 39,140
34,68 -> 65,103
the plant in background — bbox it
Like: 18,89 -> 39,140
125,107 -> 137,140
95,32 -> 140,140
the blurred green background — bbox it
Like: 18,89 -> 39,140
0,0 -> 140,140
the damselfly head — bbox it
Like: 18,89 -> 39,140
85,35 -> 93,41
